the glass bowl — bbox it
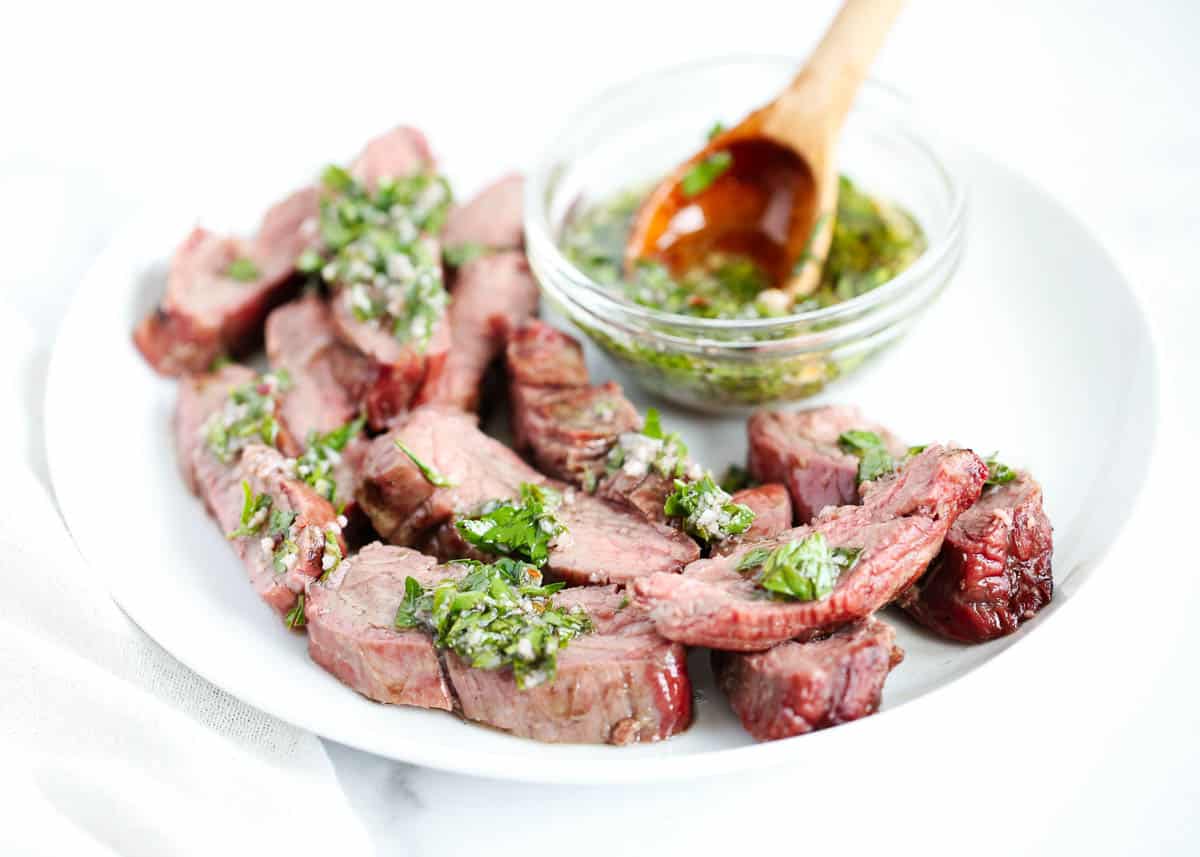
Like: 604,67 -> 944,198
523,56 -> 967,413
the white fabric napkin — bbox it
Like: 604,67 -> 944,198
0,306 -> 373,856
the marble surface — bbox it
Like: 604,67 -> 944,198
4,0 -> 1198,854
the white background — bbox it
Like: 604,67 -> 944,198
4,1 -> 1198,854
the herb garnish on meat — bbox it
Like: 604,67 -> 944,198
394,558 -> 593,689
718,465 -> 757,494
984,454 -> 1017,486
226,257 -> 260,282
285,593 -> 306,629
607,408 -> 698,480
737,532 -> 861,602
837,429 -> 894,484
295,416 -> 365,503
227,480 -> 272,539
663,475 -> 755,543
443,241 -> 489,267
456,483 -> 565,568
395,440 -> 457,487
304,164 -> 453,351
203,370 -> 292,464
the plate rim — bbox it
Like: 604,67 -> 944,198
44,147 -> 1161,784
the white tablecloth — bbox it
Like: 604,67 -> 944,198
3,1 -> 1197,854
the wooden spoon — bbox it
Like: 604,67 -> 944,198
624,0 -> 905,305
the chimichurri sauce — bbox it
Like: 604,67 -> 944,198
562,175 -> 926,319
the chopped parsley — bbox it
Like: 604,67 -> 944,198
456,483 -> 565,568
395,440 -> 456,487
227,480 -> 272,539
203,370 -> 292,464
443,241 -> 489,267
736,532 -> 861,602
837,429 -> 895,484
681,150 -> 732,197
984,454 -> 1017,486
307,164 -> 453,350
394,558 -> 593,689
295,417 -> 365,503
226,257 -> 260,282
321,527 -> 343,578
706,121 -> 726,141
285,593 -> 307,629
607,408 -> 696,480
663,474 -> 755,543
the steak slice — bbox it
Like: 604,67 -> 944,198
442,173 -> 524,253
748,406 -> 906,524
358,405 -> 540,546
634,445 -> 987,650
265,294 -> 367,441
713,484 -> 794,557
594,468 -> 678,524
265,294 -> 371,515
329,257 -> 452,431
445,585 -> 692,744
415,251 -> 539,412
134,187 -> 318,376
712,617 -> 903,741
506,320 -> 639,485
427,488 -> 700,586
174,364 -> 257,496
225,444 -> 347,618
349,125 -> 436,189
897,473 -> 1054,642
305,543 -> 456,709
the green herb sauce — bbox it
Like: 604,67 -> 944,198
562,174 -> 925,320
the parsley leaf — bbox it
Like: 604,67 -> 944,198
203,370 -> 292,464
663,475 -> 755,543
285,593 -> 306,629
395,440 -> 456,487
296,416 -> 365,502
837,429 -> 895,484
394,558 -> 592,689
736,532 -> 860,602
228,481 -> 271,539
706,121 -> 726,141
443,242 -> 489,267
456,483 -> 565,567
226,257 -> 260,282
642,407 -> 664,439
681,151 -> 733,197
984,454 -> 1017,486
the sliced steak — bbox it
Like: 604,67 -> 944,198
174,364 -> 257,495
358,405 -> 539,546
445,585 -> 692,744
712,617 -> 902,741
226,444 -> 346,617
428,489 -> 700,586
748,406 -> 906,524
506,320 -> 639,485
713,484 -> 794,557
594,467 -> 678,524
634,445 -> 987,650
415,251 -> 539,412
265,294 -> 371,515
897,473 -> 1053,642
442,173 -> 524,253
265,294 -> 367,440
329,258 -> 452,431
305,543 -> 456,709
349,125 -> 436,189
135,187 -> 318,376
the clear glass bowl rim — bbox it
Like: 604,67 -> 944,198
523,54 -> 968,338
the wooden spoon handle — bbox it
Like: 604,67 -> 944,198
783,0 -> 905,133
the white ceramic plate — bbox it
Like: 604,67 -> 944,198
46,149 -> 1157,784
